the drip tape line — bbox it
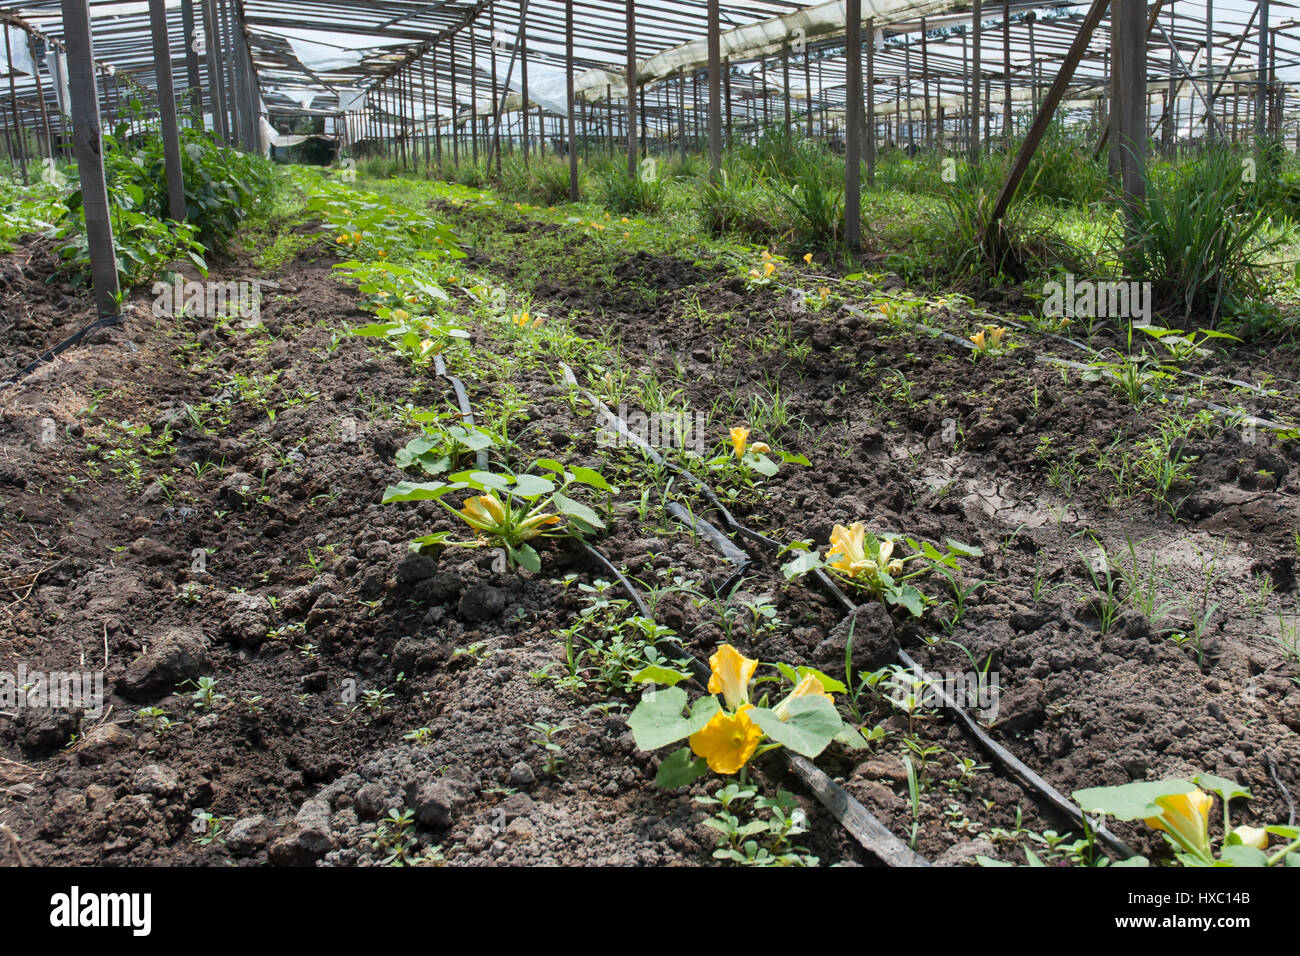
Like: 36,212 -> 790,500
434,352 -> 489,471
0,311 -> 124,390
570,366 -> 1137,861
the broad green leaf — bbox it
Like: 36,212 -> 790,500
781,552 -> 823,580
508,542 -> 541,573
569,465 -> 612,491
1109,855 -> 1150,867
655,747 -> 708,788
511,473 -> 555,497
552,492 -> 605,530
1073,779 -> 1198,821
632,664 -> 690,687
382,481 -> 450,503
888,584 -> 927,617
1218,845 -> 1268,867
627,687 -> 693,751
748,696 -> 840,758
1193,772 -> 1251,805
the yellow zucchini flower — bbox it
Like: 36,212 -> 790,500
773,673 -> 834,721
1232,825 -> 1268,850
706,643 -> 758,710
689,705 -> 764,774
1144,788 -> 1214,860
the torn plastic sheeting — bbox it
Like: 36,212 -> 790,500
270,87 -> 320,109
286,36 -> 366,72
46,49 -> 69,114
337,88 -> 366,112
3,26 -> 36,76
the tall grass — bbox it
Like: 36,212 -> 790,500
596,162 -> 667,214
1117,147 -> 1276,325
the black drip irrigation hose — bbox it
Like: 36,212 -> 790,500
568,365 -> 1139,861
846,305 -> 1294,435
665,501 -> 751,596
0,311 -> 124,389
578,537 -> 928,867
433,352 -> 489,472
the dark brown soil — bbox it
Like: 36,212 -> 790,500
1,189 -> 1297,868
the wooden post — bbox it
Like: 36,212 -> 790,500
782,44 -> 791,138
1112,0 -> 1147,207
470,25 -> 479,165
846,3 -> 863,251
1002,0 -> 1011,142
450,38 -> 460,166
1205,0 -> 1214,142
521,5 -> 529,164
201,0 -> 227,142
708,0 -> 721,178
181,0 -> 202,120
434,50 -> 442,170
1255,0 -> 1269,146
566,0 -> 577,199
865,19 -> 874,185
804,46 -> 812,139
60,0 -> 119,317
27,33 -> 54,162
626,0 -> 637,177
148,0 -> 186,221
490,4 -> 500,174
724,56 -> 731,147
970,0 -> 981,162
921,19 -> 930,144
4,28 -> 28,183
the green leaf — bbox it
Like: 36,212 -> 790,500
508,543 -> 540,573
976,855 -> 1013,867
1218,844 -> 1268,867
1109,855 -> 1150,867
746,453 -> 779,477
748,696 -> 841,758
655,747 -> 708,788
552,492 -> 605,530
382,481 -> 452,503
781,552 -> 823,580
511,473 -> 555,497
1073,779 -> 1198,821
945,538 -> 984,557
569,465 -> 612,491
1193,772 -> 1251,805
632,664 -> 690,687
628,688 -> 719,751
887,584 -> 927,617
